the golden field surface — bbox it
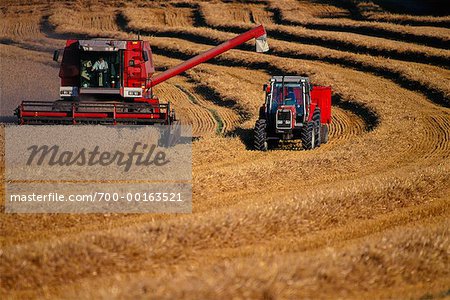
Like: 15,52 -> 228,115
1,0 -> 449,299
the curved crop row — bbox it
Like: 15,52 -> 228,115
267,0 -> 450,48
197,3 -> 450,67
115,22 -> 450,107
1,1 -> 449,299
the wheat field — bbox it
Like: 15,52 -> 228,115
0,0 -> 449,299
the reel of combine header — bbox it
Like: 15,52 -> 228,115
16,100 -> 174,126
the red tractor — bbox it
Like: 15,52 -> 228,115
254,76 -> 331,151
15,25 -> 269,126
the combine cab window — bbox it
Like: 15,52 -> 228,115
80,51 -> 121,89
271,83 -> 304,113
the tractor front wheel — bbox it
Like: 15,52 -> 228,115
254,119 -> 268,151
301,121 -> 315,150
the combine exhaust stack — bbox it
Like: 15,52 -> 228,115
16,25 -> 268,126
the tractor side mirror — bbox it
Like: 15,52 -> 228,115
263,84 -> 267,92
142,51 -> 149,62
53,50 -> 60,62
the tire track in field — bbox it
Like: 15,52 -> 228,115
421,114 -> 450,161
0,17 -> 40,39
328,107 -> 365,143
0,13 -> 58,52
152,55 -> 243,135
153,80 -> 217,136
392,110 -> 450,166
180,80 -> 243,134
174,83 -> 224,135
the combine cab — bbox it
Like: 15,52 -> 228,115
16,26 -> 269,126
254,76 -> 332,151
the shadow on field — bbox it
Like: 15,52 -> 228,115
371,0 -> 450,16
40,15 -> 91,41
226,127 -> 254,150
150,37 -> 450,109
269,5 -> 450,36
186,20 -> 450,66
0,116 -> 17,124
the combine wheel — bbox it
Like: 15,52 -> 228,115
254,119 -> 268,151
301,121 -> 315,150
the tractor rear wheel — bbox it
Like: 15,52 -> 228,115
321,124 -> 329,144
254,119 -> 268,151
301,121 -> 315,150
313,108 -> 321,147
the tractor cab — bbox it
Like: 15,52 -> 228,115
263,76 -> 312,132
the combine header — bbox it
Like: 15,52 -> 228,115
16,25 -> 269,125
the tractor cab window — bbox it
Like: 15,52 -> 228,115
271,83 -> 304,113
80,51 -> 120,89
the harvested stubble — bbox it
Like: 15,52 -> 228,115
1,0 -> 450,299
116,24 -> 450,105
267,0 -> 450,47
199,2 -> 450,66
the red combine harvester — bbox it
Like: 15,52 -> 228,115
254,76 -> 332,151
15,25 -> 269,125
